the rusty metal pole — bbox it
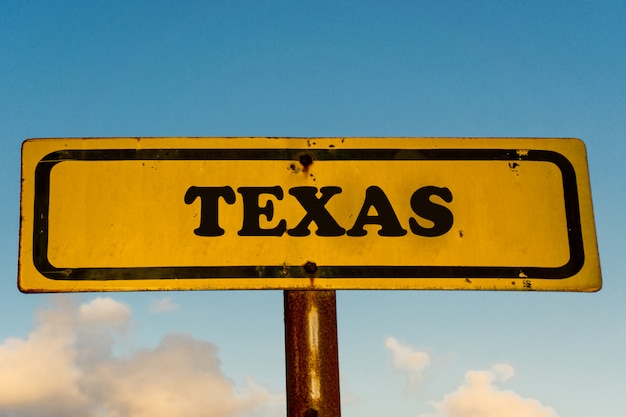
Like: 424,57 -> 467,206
284,290 -> 341,417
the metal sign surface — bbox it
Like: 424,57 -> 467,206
19,137 -> 601,292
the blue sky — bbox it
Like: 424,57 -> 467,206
1,1 -> 625,416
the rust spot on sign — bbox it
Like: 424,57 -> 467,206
303,261 -> 318,275
300,153 -> 313,166
303,261 -> 318,287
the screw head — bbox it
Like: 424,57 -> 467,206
303,261 -> 318,275
299,153 -> 313,167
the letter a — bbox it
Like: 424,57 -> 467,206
347,186 -> 407,236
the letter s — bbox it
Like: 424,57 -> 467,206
409,186 -> 453,237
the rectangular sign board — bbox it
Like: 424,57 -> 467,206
19,137 -> 601,292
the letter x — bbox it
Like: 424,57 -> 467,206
287,187 -> 345,236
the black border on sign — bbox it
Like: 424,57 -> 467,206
32,148 -> 584,281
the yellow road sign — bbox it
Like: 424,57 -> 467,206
19,137 -> 601,292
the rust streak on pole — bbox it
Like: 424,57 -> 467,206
284,290 -> 341,417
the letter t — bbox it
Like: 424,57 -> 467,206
184,186 -> 236,236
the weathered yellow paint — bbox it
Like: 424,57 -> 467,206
19,137 -> 601,292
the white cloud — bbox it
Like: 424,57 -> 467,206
0,296 -> 283,417
0,296 -> 88,416
385,336 -> 431,384
79,297 -> 131,324
149,297 -> 179,313
491,362 -> 515,383
419,363 -> 559,417
84,334 -> 281,417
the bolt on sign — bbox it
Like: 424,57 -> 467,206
19,137 -> 601,292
